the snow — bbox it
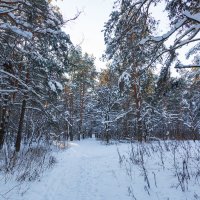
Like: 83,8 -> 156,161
0,139 -> 131,200
139,18 -> 187,45
48,81 -> 56,92
115,109 -> 133,121
8,13 -> 32,28
118,71 -> 131,87
0,7 -> 18,15
0,23 -> 33,39
0,89 -> 18,93
1,139 -> 200,200
48,80 -> 63,92
183,11 -> 200,23
35,28 -> 63,35
140,10 -> 200,47
55,81 -> 63,91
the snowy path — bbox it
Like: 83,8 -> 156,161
17,138 -> 132,200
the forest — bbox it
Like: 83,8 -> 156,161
0,0 -> 200,199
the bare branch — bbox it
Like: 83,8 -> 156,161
175,64 -> 200,69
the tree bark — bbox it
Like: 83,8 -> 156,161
15,98 -> 27,152
0,94 -> 9,149
15,68 -> 29,152
79,83 -> 85,140
133,70 -> 143,142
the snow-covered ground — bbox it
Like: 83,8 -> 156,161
119,140 -> 200,200
0,138 -> 132,200
1,138 -> 200,200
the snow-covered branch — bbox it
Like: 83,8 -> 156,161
175,64 -> 200,69
140,11 -> 200,46
139,18 -> 187,45
0,23 -> 33,39
183,11 -> 200,23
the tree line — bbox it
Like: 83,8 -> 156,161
101,0 -> 200,142
0,0 -> 200,156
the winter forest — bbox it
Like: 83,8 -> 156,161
0,0 -> 200,199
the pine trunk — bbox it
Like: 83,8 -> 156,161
133,71 -> 142,142
79,83 -> 85,140
15,98 -> 26,152
0,95 -> 9,149
15,69 -> 29,152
